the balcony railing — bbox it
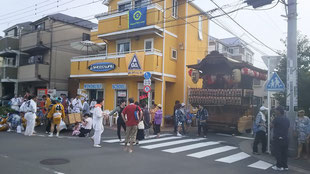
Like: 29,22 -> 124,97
71,49 -> 162,61
95,3 -> 163,19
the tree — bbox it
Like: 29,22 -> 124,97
274,34 -> 310,114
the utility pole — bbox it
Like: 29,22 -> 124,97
286,0 -> 298,156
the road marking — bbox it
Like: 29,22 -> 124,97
215,152 -> 250,163
187,146 -> 237,158
141,138 -> 206,149
216,133 -> 254,140
138,136 -> 181,144
162,141 -> 220,153
102,134 -> 173,143
248,160 -> 272,170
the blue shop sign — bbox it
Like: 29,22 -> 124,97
84,83 -> 103,89
88,62 -> 116,72
129,7 -> 147,29
112,84 -> 127,90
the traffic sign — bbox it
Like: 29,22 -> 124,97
143,85 -> 151,93
266,72 -> 285,91
144,72 -> 152,79
144,79 -> 151,86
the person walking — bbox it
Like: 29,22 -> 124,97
295,110 -> 310,159
47,97 -> 65,137
43,95 -> 52,134
122,98 -> 141,153
271,106 -> 290,171
173,100 -> 181,134
92,99 -> 105,148
143,103 -> 151,138
109,100 -> 126,142
136,103 -> 145,144
197,105 -> 208,138
154,104 -> 163,138
24,95 -> 37,136
252,106 -> 268,155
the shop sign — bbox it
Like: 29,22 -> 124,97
118,91 -> 127,97
77,89 -> 88,98
139,93 -> 149,100
88,62 -> 115,72
84,83 -> 103,89
112,84 -> 127,90
129,7 -> 147,29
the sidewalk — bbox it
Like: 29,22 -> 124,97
239,139 -> 310,173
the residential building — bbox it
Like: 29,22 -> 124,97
209,36 -> 254,65
70,0 -> 209,117
18,13 -> 96,96
0,22 -> 32,97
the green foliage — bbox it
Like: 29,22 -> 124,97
274,34 -> 310,114
0,106 -> 15,116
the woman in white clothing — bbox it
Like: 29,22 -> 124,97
92,99 -> 105,148
24,95 -> 37,136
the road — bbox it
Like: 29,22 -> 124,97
0,129 -> 306,174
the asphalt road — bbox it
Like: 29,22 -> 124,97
0,129 -> 306,174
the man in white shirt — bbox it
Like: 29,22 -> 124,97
78,114 -> 92,137
10,95 -> 20,111
92,99 -> 105,148
24,95 -> 37,136
72,96 -> 83,113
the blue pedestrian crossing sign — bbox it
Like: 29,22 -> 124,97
266,72 -> 285,91
144,72 -> 151,79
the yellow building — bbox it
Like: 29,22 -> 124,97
70,0 -> 209,117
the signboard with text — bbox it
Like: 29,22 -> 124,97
129,7 -> 147,29
88,62 -> 115,72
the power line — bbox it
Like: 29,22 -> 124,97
210,0 -> 280,55
0,0 -> 52,17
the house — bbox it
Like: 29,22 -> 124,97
70,0 -> 209,117
0,22 -> 32,97
17,13 -> 97,97
209,36 -> 254,65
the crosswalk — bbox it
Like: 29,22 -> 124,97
102,134 -> 273,170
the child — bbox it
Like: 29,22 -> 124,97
72,122 -> 81,136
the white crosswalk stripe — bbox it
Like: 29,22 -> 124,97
215,152 -> 250,163
248,160 -> 273,170
102,135 -> 273,171
162,141 -> 220,153
141,138 -> 206,149
187,146 -> 238,158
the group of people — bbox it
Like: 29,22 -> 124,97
173,101 -> 209,137
253,105 -> 310,171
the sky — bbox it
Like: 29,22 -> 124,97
0,0 -> 309,69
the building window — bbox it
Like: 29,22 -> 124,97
198,16 -> 203,40
228,48 -> 233,54
4,58 -> 15,66
135,0 -> 150,8
171,48 -> 177,60
144,38 -> 153,52
28,55 -> 43,64
117,39 -> 131,54
5,28 -> 17,37
172,0 -> 178,18
82,33 -> 90,41
35,22 -> 45,31
118,1 -> 132,11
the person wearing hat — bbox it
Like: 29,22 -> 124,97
295,110 -> 310,159
252,106 -> 268,155
154,104 -> 163,138
271,106 -> 290,171
47,97 -> 65,137
175,103 -> 186,136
